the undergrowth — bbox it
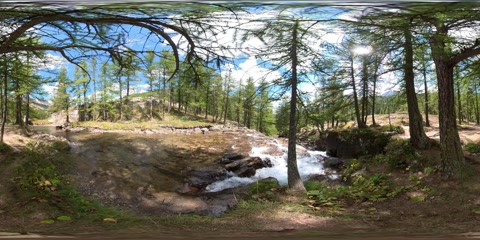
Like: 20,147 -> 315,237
465,142 -> 480,153
10,140 -> 124,223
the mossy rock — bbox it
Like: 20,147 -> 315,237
325,128 -> 392,158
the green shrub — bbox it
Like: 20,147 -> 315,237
0,142 -> 12,153
384,138 -> 422,171
246,178 -> 285,202
12,141 -> 122,220
465,142 -> 480,153
305,173 -> 405,211
379,124 -> 405,134
344,174 -> 403,202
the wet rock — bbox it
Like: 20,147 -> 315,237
220,153 -> 249,164
183,166 -> 228,190
323,157 -> 344,170
224,157 -> 271,177
307,174 -> 329,182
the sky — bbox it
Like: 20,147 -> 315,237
31,1 -> 410,104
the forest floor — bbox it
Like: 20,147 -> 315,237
0,114 -> 479,239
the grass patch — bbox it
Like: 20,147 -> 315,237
31,119 -> 52,125
0,142 -> 12,153
465,142 -> 480,153
73,118 -> 212,130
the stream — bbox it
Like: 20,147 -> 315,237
31,125 -> 334,216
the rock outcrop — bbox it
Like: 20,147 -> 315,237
318,129 -> 392,159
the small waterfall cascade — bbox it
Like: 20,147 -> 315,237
205,133 -> 333,192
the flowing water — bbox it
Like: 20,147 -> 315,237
206,136 -> 336,192
32,126 -> 332,193
30,126 -> 332,215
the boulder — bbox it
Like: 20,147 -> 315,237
183,166 -> 228,190
323,157 -> 344,170
324,129 -> 392,158
224,156 -> 271,178
220,153 -> 249,164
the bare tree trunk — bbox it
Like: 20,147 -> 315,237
475,82 -> 479,124
118,78 -> 123,121
15,94 -> 22,126
1,61 -> 7,142
361,57 -> 368,125
423,65 -> 430,127
405,28 -> 429,149
350,57 -> 366,128
149,80 -> 153,120
371,56 -> 380,126
456,80 -> 462,125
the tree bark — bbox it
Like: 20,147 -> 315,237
404,28 -> 429,149
287,21 -> 306,192
25,94 -> 30,125
423,64 -> 430,127
435,61 -> 465,177
361,56 -> 368,125
371,56 -> 379,126
475,82 -> 479,124
429,23 -> 465,177
456,80 -> 462,125
350,56 -> 366,128
1,59 -> 7,142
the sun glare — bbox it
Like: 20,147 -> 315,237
352,46 -> 372,55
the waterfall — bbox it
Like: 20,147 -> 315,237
205,135 -> 333,192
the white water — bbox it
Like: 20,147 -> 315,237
206,137 -> 333,192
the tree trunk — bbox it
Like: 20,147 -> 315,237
149,81 -> 153,120
435,61 -> 465,177
163,72 -> 166,120
350,57 -> 366,128
92,60 -> 97,121
361,57 -> 368,125
15,93 -> 22,126
423,65 -> 430,127
371,56 -> 380,126
287,21 -> 306,192
66,96 -> 70,123
404,28 -> 429,149
25,94 -> 30,125
456,80 -> 462,125
118,78 -> 123,121
1,61 -> 7,142
475,82 -> 479,124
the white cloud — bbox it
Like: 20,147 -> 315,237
37,54 -> 65,70
43,83 -> 57,103
220,56 -> 283,86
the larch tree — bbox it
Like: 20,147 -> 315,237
240,8 -> 328,191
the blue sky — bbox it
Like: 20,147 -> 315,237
35,2 -> 409,104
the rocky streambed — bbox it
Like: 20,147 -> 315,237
32,125 -> 336,216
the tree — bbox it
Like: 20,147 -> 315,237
158,50 -> 177,118
414,4 -> 480,177
354,10 -> 430,149
403,23 -> 429,149
241,12 -> 328,191
50,66 -> 71,123
90,57 -> 98,121
73,61 -> 90,121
